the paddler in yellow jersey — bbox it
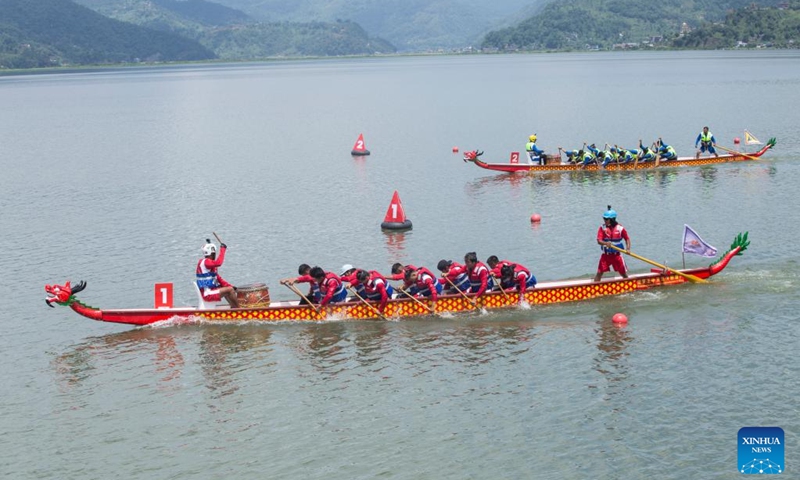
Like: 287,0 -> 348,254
695,126 -> 718,159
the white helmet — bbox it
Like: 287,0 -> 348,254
202,243 -> 217,257
340,264 -> 354,275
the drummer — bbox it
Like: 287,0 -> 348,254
196,240 -> 239,308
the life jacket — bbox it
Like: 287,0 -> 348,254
468,262 -> 492,290
412,270 -> 439,296
501,264 -> 536,291
700,131 -> 713,144
364,271 -> 394,299
601,224 -> 626,254
319,272 -> 345,298
581,150 -> 595,163
196,258 -> 219,291
443,262 -> 471,291
659,143 -> 677,158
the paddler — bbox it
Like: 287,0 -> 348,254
695,126 -> 718,159
486,255 -> 511,279
499,262 -> 537,303
281,263 -> 320,304
558,146 -> 580,164
389,262 -> 418,281
404,267 -> 442,301
355,270 -> 394,313
436,259 -> 471,293
339,264 -> 364,297
310,266 -> 348,305
196,240 -> 239,308
655,138 -> 677,161
637,140 -> 658,162
464,251 -> 493,297
525,134 -> 545,165
593,206 -> 631,282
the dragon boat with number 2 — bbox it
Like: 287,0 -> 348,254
462,138 -> 776,173
45,234 -> 749,327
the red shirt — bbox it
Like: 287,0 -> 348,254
389,264 -> 418,281
439,261 -> 468,286
489,259 -> 512,278
318,272 -> 343,306
468,261 -> 490,296
363,271 -> 391,312
411,270 -> 438,301
197,246 -> 231,288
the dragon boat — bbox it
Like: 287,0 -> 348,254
462,138 -> 776,173
45,234 -> 749,327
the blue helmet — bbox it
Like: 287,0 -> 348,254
603,206 -> 617,219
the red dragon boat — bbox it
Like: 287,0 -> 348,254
462,138 -> 776,173
45,234 -> 749,327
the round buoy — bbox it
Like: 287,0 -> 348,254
452,146 -> 459,153
612,313 -> 628,324
530,213 -> 542,223
381,219 -> 413,230
733,137 -> 741,145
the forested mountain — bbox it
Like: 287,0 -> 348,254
0,0 -> 215,69
481,0 -> 786,51
673,1 -> 800,49
166,0 -> 549,50
73,0 -> 397,58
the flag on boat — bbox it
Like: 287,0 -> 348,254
744,130 -> 762,145
682,225 -> 717,257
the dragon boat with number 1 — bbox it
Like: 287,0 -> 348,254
462,138 -> 776,173
44,234 -> 749,326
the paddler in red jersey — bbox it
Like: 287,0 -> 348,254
355,269 -> 394,314
310,266 -> 348,305
486,255 -> 512,285
196,240 -> 239,308
437,259 -> 471,293
404,267 -> 442,301
389,262 -> 418,281
499,263 -> 537,303
593,205 -> 631,282
464,251 -> 494,297
281,263 -> 320,304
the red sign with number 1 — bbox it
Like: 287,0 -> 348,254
154,283 -> 173,308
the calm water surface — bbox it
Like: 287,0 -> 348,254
2,51 -> 799,478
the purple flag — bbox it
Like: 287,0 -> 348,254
683,225 -> 717,257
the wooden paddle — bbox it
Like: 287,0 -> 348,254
605,244 -> 707,284
444,277 -> 478,309
490,273 -> 510,300
282,282 -> 322,316
714,144 -> 760,161
347,287 -> 387,320
396,287 -> 435,314
212,232 -> 224,245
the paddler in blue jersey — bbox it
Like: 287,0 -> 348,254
655,138 -> 677,162
579,145 -> 597,168
695,126 -> 718,159
525,134 -> 545,165
636,140 -> 658,163
558,146 -> 582,164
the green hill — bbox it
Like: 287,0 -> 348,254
0,0 -> 215,69
673,1 -> 800,49
480,0 -> 785,51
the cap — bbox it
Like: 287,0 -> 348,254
340,264 -> 354,276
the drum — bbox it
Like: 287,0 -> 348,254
236,283 -> 271,307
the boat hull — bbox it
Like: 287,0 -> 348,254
467,143 -> 773,173
68,266 -> 712,326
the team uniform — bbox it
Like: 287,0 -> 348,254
407,267 -> 442,300
361,271 -> 394,313
596,223 -> 630,277
526,141 -> 545,165
656,141 -> 677,161
293,273 -> 321,303
500,263 -> 537,292
695,130 -> 717,155
318,272 -> 347,305
467,261 -> 494,295
196,245 -> 232,301
440,261 -> 471,293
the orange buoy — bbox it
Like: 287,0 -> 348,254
530,213 -> 542,223
452,146 -> 459,153
733,137 -> 741,145
612,313 -> 628,324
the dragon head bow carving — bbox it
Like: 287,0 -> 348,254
45,281 -> 86,307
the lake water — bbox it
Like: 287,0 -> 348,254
2,51 -> 799,478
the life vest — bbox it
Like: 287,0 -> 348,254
319,272 -> 345,298
700,131 -> 713,145
364,271 -> 394,299
601,224 -> 626,254
468,262 -> 493,290
501,264 -> 536,291
196,258 -> 219,291
660,143 -> 677,158
412,270 -> 439,296
444,262 -> 471,291
581,151 -> 595,163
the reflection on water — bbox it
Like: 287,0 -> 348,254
383,230 -> 410,263
592,313 -> 634,409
